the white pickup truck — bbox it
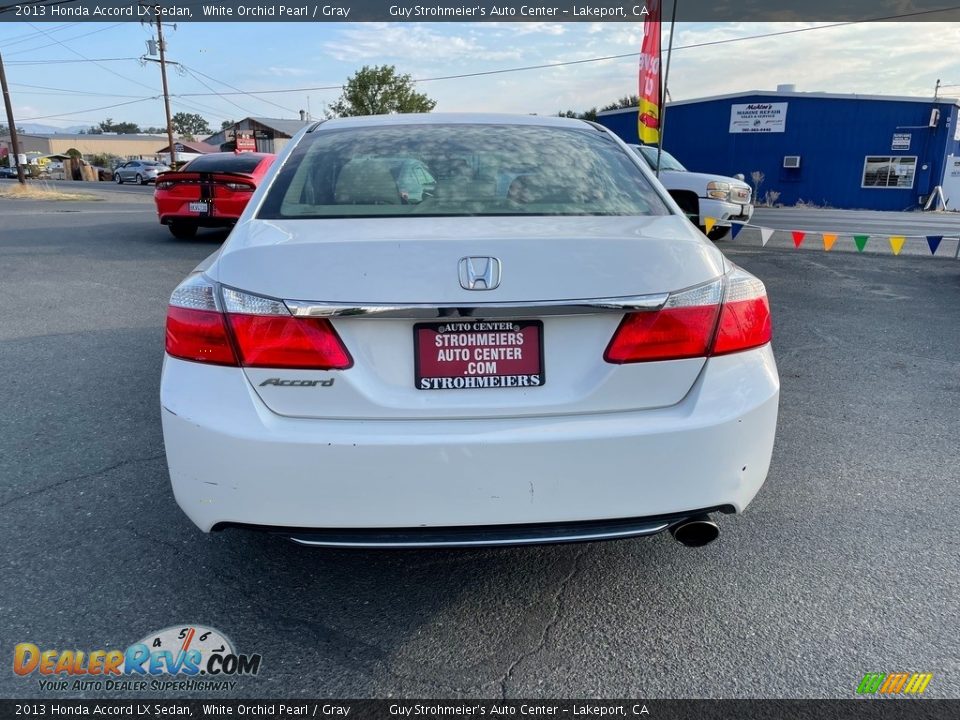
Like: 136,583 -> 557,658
629,144 -> 753,240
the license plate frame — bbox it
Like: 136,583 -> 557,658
413,320 -> 545,391
188,201 -> 209,214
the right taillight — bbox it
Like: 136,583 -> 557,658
712,269 -> 772,355
165,276 -> 352,370
604,268 -> 771,364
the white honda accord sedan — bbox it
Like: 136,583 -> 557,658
160,113 -> 779,548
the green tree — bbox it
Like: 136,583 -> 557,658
89,118 -> 141,134
171,112 -> 211,139
557,108 -> 598,122
557,96 -> 640,124
221,119 -> 236,130
328,65 -> 436,117
600,95 -> 641,112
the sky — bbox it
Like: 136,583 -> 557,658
2,21 -> 960,132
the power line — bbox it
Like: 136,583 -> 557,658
24,22 -> 157,93
11,81 -> 148,98
180,65 -> 259,116
180,65 -> 299,115
5,22 -> 125,56
17,21 -> 235,123
0,23 -> 73,49
18,97 -> 156,121
5,57 -> 140,65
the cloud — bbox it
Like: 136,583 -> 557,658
261,66 -> 312,78
324,25 -> 522,64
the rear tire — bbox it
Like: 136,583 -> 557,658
136,174 -> 144,185
114,173 -> 123,184
168,222 -> 198,239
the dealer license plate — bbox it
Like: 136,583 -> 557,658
414,320 -> 544,391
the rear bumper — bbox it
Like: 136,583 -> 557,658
160,345 -> 779,538
156,200 -> 245,228
226,506 -> 734,548
159,215 -> 237,228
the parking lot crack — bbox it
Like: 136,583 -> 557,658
123,525 -> 392,681
0,453 -> 165,510
498,545 -> 586,698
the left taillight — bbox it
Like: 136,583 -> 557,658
165,276 -> 353,370
166,275 -> 238,366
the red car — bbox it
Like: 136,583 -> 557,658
154,152 -> 275,239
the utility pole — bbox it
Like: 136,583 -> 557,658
155,15 -> 176,166
0,49 -> 26,185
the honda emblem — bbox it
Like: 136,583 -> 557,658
459,257 -> 501,291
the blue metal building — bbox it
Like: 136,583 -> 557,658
597,89 -> 960,211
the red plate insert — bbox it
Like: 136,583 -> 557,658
414,320 -> 544,391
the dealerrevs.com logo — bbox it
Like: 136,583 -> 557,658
13,625 -> 261,692
856,672 -> 933,695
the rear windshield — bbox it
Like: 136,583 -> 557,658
258,124 -> 670,219
183,154 -> 267,174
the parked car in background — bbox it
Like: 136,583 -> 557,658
154,152 -> 275,238
0,166 -> 19,179
114,160 -> 170,185
629,144 -> 753,241
160,114 -> 779,548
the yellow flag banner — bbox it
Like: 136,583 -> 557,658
822,233 -> 838,251
889,236 -> 906,255
703,217 -> 716,235
637,0 -> 661,145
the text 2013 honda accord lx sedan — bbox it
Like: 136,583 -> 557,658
160,114 -> 779,548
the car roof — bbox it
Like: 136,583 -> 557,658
200,152 -> 274,159
315,113 -> 599,131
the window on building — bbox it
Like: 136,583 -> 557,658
862,156 -> 917,188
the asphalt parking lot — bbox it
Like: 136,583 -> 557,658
2,187 -> 959,699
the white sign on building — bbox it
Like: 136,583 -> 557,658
729,102 -> 788,133
892,133 -> 911,150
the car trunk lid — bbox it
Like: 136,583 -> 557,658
213,215 -> 725,420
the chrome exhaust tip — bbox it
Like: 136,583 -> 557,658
670,514 -> 720,547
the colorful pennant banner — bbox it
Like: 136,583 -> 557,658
702,218 -> 960,259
